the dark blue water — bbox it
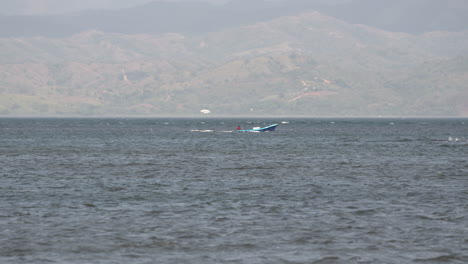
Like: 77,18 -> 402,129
1,118 -> 467,263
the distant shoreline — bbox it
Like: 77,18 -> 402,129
1,115 -> 467,119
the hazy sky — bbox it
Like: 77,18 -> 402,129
0,0 -> 230,15
1,0 -> 355,15
1,0 -> 352,15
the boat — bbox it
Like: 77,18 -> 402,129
236,124 -> 278,132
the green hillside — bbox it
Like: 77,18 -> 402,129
0,12 -> 467,116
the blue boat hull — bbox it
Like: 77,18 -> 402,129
237,124 -> 278,132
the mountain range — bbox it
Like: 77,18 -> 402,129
0,0 -> 467,117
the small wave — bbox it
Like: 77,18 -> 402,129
352,208 -> 378,215
103,186 -> 127,192
221,166 -> 271,170
312,256 -> 340,263
431,138 -> 448,142
439,144 -> 454,148
211,216 -> 230,222
412,214 -> 454,222
414,254 -> 465,262
395,138 -> 413,142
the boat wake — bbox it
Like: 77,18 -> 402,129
190,130 -> 233,133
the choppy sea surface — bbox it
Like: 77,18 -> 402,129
1,118 -> 467,264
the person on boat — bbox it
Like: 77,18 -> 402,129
236,126 -> 242,130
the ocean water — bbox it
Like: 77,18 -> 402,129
1,117 -> 467,264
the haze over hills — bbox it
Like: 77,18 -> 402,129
0,0 -> 341,38
0,0 -> 467,117
328,0 -> 468,34
1,0 -> 468,38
